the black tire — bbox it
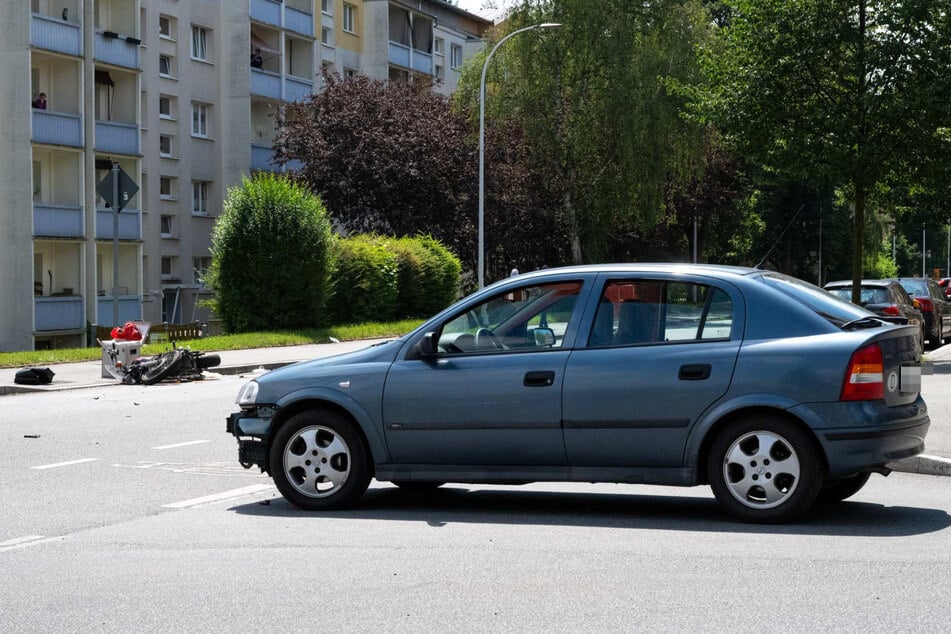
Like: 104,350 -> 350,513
139,349 -> 185,385
269,410 -> 371,510
196,353 -> 221,369
707,415 -> 823,524
817,472 -> 871,504
392,481 -> 445,492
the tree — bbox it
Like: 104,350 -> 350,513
699,0 -> 951,299
207,174 -> 334,332
273,74 -> 477,268
456,0 -> 714,263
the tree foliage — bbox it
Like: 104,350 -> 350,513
207,174 -> 334,332
698,0 -> 951,295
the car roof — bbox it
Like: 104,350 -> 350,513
824,279 -> 897,288
507,263 -> 762,282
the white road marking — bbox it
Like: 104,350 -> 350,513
0,535 -> 64,553
151,440 -> 210,450
30,458 -> 99,470
162,484 -> 275,509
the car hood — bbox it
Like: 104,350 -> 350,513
254,339 -> 404,388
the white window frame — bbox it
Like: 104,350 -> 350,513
434,38 -> 444,56
159,54 -> 173,77
450,43 -> 463,69
158,15 -> 173,39
159,176 -> 174,200
321,0 -> 332,15
191,26 -> 208,61
159,95 -> 174,119
321,26 -> 331,45
192,180 -> 209,216
343,4 -> 356,34
193,256 -> 211,285
159,134 -> 173,157
191,102 -> 208,137
160,215 -> 173,237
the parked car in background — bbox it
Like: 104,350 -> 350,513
823,279 -> 924,351
938,278 -> 951,300
228,265 -> 928,524
892,277 -> 951,348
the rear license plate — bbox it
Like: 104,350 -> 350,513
900,364 -> 921,394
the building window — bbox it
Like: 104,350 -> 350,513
193,257 -> 211,285
321,0 -> 332,15
321,27 -> 331,45
159,54 -> 174,77
159,134 -> 173,157
191,102 -> 208,137
161,256 -> 174,278
191,26 -> 207,61
435,64 -> 444,80
159,176 -> 174,200
435,38 -> 444,55
343,4 -> 356,33
159,95 -> 175,119
158,15 -> 173,39
160,215 -> 173,237
450,44 -> 463,69
192,180 -> 209,215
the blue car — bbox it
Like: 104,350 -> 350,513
227,264 -> 928,523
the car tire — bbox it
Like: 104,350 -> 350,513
816,472 -> 871,504
269,410 -> 371,511
707,415 -> 823,524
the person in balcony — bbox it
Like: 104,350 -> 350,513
32,92 -> 48,110
250,48 -> 264,69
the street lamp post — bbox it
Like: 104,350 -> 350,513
478,22 -> 561,288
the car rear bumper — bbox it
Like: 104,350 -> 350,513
795,399 -> 930,478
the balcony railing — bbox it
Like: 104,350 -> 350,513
95,120 -> 140,155
96,295 -> 142,327
285,5 -> 314,37
95,31 -> 140,69
250,68 -> 281,100
35,296 -> 85,331
388,42 -> 434,75
96,207 -> 142,240
251,144 -> 278,172
285,76 -> 314,102
31,13 -> 82,56
250,0 -> 282,27
34,203 -> 83,238
32,110 -> 83,148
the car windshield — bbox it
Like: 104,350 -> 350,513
754,272 -> 870,325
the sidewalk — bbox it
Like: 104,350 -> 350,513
2,337 -> 949,477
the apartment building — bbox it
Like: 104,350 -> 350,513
1,0 -> 489,352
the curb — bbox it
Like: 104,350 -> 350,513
888,454 -> 951,477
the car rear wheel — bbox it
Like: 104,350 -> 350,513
269,410 -> 371,510
707,415 -> 823,523
817,472 -> 871,504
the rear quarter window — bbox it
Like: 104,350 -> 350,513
757,273 -> 869,325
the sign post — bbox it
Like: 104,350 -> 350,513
96,163 -> 139,327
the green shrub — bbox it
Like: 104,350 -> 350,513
330,236 -> 400,324
414,235 -> 461,316
207,174 -> 334,332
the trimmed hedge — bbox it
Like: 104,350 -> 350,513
330,234 -> 460,324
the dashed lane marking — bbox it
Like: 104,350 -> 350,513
30,458 -> 99,470
162,484 -> 275,509
0,535 -> 64,553
151,440 -> 211,450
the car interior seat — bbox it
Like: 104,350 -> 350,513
614,301 -> 657,345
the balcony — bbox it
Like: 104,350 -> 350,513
96,295 -> 142,327
31,13 -> 82,57
388,42 -> 433,75
285,76 -> 314,102
96,207 -> 142,240
95,120 -> 139,155
251,144 -> 303,173
35,296 -> 84,332
32,110 -> 83,148
250,0 -> 313,37
34,203 -> 83,238
250,68 -> 281,100
95,31 -> 140,70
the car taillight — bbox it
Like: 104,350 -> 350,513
841,343 -> 884,401
916,298 -> 934,313
880,305 -> 900,316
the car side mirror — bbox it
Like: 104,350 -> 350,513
532,327 -> 556,347
417,331 -> 438,358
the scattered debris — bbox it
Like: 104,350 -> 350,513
24,434 -> 40,439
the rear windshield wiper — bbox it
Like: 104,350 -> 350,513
840,316 -> 903,330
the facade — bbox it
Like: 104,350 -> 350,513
1,0 -> 490,352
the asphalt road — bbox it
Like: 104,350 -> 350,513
2,375 -> 950,631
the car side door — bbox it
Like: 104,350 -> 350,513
562,275 -> 742,468
382,278 -> 592,467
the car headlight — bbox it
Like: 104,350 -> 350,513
235,380 -> 259,406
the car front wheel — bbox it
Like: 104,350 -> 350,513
269,410 -> 371,510
707,416 -> 823,523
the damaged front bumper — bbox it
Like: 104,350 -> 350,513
227,407 -> 276,471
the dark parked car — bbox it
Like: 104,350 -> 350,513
892,278 -> 951,348
228,265 -> 928,524
823,279 -> 924,350
937,278 -> 951,301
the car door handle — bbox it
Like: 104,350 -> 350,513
679,364 -> 711,381
524,370 -> 556,387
